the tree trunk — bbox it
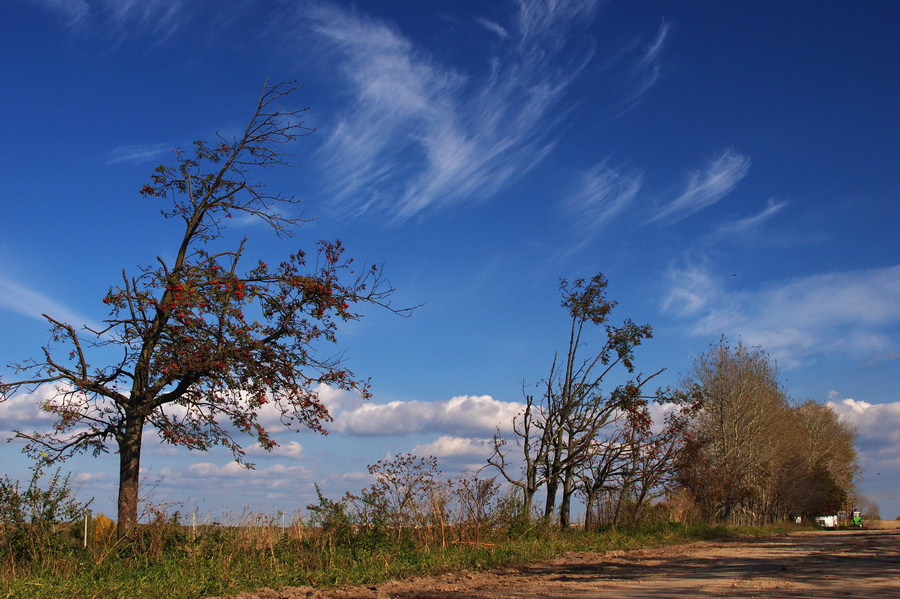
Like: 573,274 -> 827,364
543,438 -> 563,521
117,413 -> 145,538
522,487 -> 534,520
559,465 -> 575,528
543,476 -> 558,522
583,488 -> 596,531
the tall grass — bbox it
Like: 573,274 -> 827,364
1,514 -> 791,599
1,460 -> 796,599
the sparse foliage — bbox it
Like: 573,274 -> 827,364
489,274 -> 678,527
0,82 -> 403,537
0,465 -> 91,566
674,338 -> 859,525
349,453 -> 440,538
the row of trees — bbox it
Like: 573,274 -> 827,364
486,275 -> 697,529
486,277 -> 858,528
676,340 -> 858,525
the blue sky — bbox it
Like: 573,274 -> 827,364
2,0 -> 898,520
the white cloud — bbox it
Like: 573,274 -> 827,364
185,461 -> 245,478
712,197 -> 788,239
410,435 -> 495,474
29,0 -> 186,37
332,394 -> 524,437
653,150 -> 751,224
0,386 -> 59,429
246,440 -> 304,459
216,383 -> 360,431
105,143 -> 169,165
186,460 -> 311,481
828,398 -> 900,454
826,396 -> 900,516
302,0 -> 601,220
561,162 -> 642,232
475,17 -> 508,39
663,264 -> 900,366
410,435 -> 487,460
74,471 -> 108,483
0,275 -> 100,330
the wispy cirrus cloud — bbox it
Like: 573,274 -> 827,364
28,0 -> 90,29
300,0 -> 610,220
636,21 -> 670,70
0,275 -> 99,330
653,150 -> 751,225
711,197 -> 788,239
661,261 -> 721,317
663,263 -> 900,366
475,17 -> 508,39
616,21 -> 671,114
561,162 -> 642,232
105,143 -> 169,165
28,0 -> 186,37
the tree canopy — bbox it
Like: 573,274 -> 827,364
675,338 -> 858,525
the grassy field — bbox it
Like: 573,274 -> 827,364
1,516 -> 791,599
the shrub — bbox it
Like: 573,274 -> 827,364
0,465 -> 92,566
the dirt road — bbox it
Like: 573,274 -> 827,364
215,529 -> 900,598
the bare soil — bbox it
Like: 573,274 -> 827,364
211,528 -> 900,599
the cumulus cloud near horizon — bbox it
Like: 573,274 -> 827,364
331,394 -> 525,437
827,397 -> 900,455
0,386 -> 60,430
826,394 -> 900,517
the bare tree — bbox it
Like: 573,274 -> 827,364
578,426 -> 629,530
487,388 -> 548,518
489,274 -> 658,526
0,82 -> 404,537
617,405 -> 693,524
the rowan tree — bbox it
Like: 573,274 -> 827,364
613,405 -> 694,525
0,82 -> 403,538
